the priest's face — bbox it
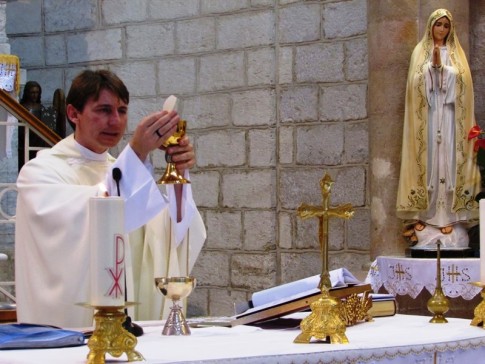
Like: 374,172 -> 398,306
68,89 -> 128,153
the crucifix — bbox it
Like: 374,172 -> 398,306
297,173 -> 354,291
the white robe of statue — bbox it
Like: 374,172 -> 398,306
15,134 -> 206,328
415,47 -> 468,249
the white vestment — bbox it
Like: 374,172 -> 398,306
15,134 -> 206,328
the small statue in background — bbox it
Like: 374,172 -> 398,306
396,9 -> 481,250
20,81 -> 43,119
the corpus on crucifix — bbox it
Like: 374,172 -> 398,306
297,173 -> 354,291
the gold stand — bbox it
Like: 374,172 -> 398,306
86,306 -> 144,364
470,282 -> 485,328
294,287 -> 349,344
427,241 -> 449,323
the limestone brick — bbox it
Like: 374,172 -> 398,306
44,0 -> 97,32
278,212 -> 293,249
296,217 -> 344,251
231,253 -> 276,290
207,288 -> 248,316
45,35 -> 66,66
217,11 -> 275,49
67,29 -> 122,63
125,97 -> 159,134
190,171 -> 219,208
251,0 -> 275,6
232,89 -> 275,126
201,0 -> 250,15
280,252 -> 321,282
249,128 -> 276,167
222,170 -> 276,208
158,57 -> 196,95
196,130 -> 246,167
278,46 -> 293,84
344,122 -> 369,164
323,0 -> 367,39
110,62 -> 157,97
148,0 -> 199,20
102,0 -> 148,24
347,208 -> 371,250
205,210 -> 243,250
187,288 -> 208,317
296,123 -> 344,165
295,42 -> 344,83
345,37 -> 368,81
177,18 -> 216,54
11,37 -> 43,67
320,83 -> 367,121
126,23 -> 175,59
278,3 -> 321,43
6,0 -> 41,34
182,94 -> 232,129
243,210 -> 276,250
247,48 -> 275,86
199,52 -> 244,92
280,86 -> 318,123
278,126 -> 293,164
193,250 -> 230,286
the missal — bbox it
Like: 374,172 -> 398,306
232,268 -> 371,326
367,293 -> 397,317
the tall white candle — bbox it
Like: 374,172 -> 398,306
480,200 -> 485,283
89,197 -> 126,307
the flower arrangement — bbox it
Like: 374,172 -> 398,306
468,125 -> 485,200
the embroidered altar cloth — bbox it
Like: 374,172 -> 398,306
366,256 -> 482,299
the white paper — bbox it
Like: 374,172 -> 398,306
251,268 -> 361,308
89,197 -> 126,306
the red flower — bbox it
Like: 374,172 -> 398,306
468,125 -> 482,140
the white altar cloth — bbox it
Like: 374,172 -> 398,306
366,256 -> 482,299
2,314 -> 485,363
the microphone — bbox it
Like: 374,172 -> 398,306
112,168 -> 122,197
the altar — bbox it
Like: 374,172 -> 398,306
1,313 -> 485,363
366,256 -> 482,318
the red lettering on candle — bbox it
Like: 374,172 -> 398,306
106,234 -> 125,298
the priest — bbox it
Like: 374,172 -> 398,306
15,70 -> 206,329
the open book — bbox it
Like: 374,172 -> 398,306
232,268 -> 370,326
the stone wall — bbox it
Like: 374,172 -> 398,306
4,0 -> 485,318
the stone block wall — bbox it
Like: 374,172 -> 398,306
5,0 -> 370,317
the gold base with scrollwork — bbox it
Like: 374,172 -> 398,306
470,283 -> 485,328
86,306 -> 144,364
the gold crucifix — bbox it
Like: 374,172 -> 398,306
297,173 -> 354,291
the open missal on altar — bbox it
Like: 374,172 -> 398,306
231,268 -> 372,326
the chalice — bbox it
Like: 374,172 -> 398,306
155,276 -> 196,335
157,119 -> 190,184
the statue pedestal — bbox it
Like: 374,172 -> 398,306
408,247 -> 474,258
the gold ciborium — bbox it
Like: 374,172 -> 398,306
155,276 -> 196,335
157,119 -> 190,184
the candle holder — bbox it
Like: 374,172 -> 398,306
427,241 -> 449,323
470,282 -> 485,328
79,303 -> 144,364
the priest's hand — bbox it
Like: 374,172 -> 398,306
166,135 -> 196,176
130,110 -> 179,161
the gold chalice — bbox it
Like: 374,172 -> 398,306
157,119 -> 190,184
155,276 -> 196,335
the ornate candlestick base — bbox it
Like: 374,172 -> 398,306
294,287 -> 349,344
470,282 -> 485,328
86,306 -> 144,364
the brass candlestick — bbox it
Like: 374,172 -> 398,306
427,241 -> 449,323
86,306 -> 144,364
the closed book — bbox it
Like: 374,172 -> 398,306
0,323 -> 85,349
368,293 -> 397,317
